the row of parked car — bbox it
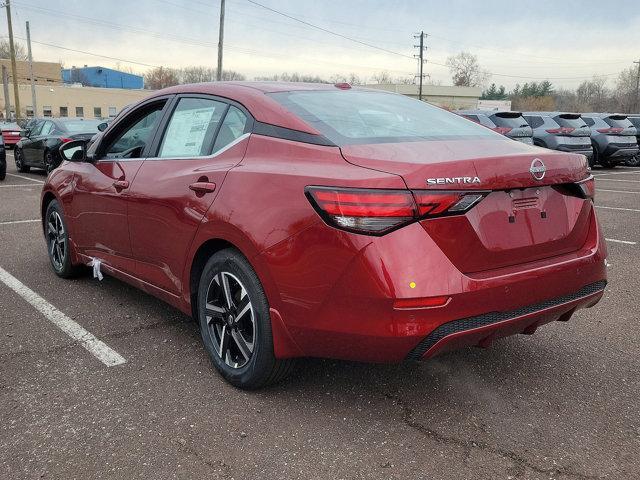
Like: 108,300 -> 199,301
0,117 -> 103,177
455,110 -> 640,168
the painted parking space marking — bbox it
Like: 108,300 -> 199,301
605,238 -> 637,245
595,178 -> 640,183
0,266 -> 126,367
0,184 -> 39,189
596,205 -> 640,213
0,219 -> 40,226
5,173 -> 45,184
597,189 -> 640,195
591,170 -> 640,177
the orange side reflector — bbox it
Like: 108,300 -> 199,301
393,296 -> 451,310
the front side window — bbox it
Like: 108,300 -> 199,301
212,106 -> 249,153
158,97 -> 227,158
270,90 -> 497,146
102,101 -> 165,159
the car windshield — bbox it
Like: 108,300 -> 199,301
269,89 -> 497,145
491,113 -> 529,128
555,115 -> 588,128
62,120 -> 103,133
604,116 -> 633,129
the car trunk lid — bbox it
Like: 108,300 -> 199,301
341,138 -> 592,273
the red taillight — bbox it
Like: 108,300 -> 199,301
306,186 -> 488,235
546,127 -> 575,135
394,295 -> 451,310
596,127 -> 623,134
60,137 -> 73,143
492,126 -> 512,135
577,175 -> 595,200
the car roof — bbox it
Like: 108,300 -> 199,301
456,109 -> 522,116
142,81 -> 389,135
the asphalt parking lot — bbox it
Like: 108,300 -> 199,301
0,153 -> 638,480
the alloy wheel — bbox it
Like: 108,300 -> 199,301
15,149 -> 23,168
47,210 -> 66,271
204,271 -> 255,369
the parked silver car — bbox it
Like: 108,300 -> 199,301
624,115 -> 640,167
523,112 -> 592,159
581,113 -> 638,168
455,110 -> 533,144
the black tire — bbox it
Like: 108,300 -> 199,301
44,200 -> 83,278
44,150 -> 56,175
0,156 -> 5,180
624,155 -> 640,167
14,147 -> 29,173
197,248 -> 296,389
599,156 -> 616,169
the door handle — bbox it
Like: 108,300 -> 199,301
189,181 -> 216,194
113,179 -> 130,190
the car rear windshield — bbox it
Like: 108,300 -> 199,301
604,116 -> 633,129
0,122 -> 20,130
490,112 -> 528,128
554,114 -> 588,129
63,120 -> 102,133
269,90 -> 497,145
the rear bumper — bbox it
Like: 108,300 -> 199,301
265,206 -> 607,362
556,145 -> 593,157
604,145 -> 638,158
407,280 -> 605,360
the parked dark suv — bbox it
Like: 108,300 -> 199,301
456,110 -> 533,145
523,112 -> 592,159
581,113 -> 638,168
624,115 -> 640,167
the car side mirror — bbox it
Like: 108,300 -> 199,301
97,122 -> 108,132
20,129 -> 30,137
59,140 -> 90,162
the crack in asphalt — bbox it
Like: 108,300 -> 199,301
384,392 -> 603,480
173,439 -> 233,479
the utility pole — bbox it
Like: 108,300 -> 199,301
634,60 -> 640,113
2,65 -> 10,120
216,0 -> 225,81
4,0 -> 21,120
26,20 -> 37,117
413,31 -> 428,101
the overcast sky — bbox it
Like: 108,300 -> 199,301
4,0 -> 640,90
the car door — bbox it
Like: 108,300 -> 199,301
22,120 -> 43,164
127,95 -> 252,296
71,97 -> 172,274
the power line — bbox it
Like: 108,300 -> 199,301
243,0 -> 414,59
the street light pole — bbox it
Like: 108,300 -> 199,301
26,20 -> 37,117
216,0 -> 225,81
4,0 -> 21,120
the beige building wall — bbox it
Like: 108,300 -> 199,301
0,59 -> 62,84
1,83 -> 152,119
363,84 -> 482,110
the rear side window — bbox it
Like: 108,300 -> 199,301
583,117 -> 595,127
212,106 -> 249,153
159,97 -> 227,158
490,112 -> 528,128
462,114 -> 480,123
269,90 -> 496,145
628,117 -> 640,129
524,116 -> 543,129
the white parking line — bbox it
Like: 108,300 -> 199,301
605,238 -> 637,245
597,189 -> 640,195
592,170 -> 640,177
0,266 -> 126,367
5,173 -> 45,184
0,184 -> 39,188
0,219 -> 40,226
596,205 -> 640,213
595,177 -> 640,183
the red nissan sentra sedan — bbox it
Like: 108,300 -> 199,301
42,82 -> 607,388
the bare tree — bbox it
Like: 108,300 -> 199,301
575,76 -> 611,112
0,40 -> 27,61
445,52 -> 490,87
144,66 -> 180,90
254,72 -> 326,83
329,73 -> 363,85
371,71 -> 393,84
613,66 -> 637,113
182,66 -> 217,83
